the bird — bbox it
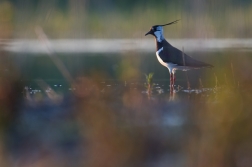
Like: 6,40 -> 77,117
145,20 -> 213,93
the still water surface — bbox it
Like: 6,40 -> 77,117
9,49 -> 252,95
3,40 -> 252,167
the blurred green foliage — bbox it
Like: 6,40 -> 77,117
0,0 -> 251,38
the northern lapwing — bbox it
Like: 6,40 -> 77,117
145,20 -> 213,92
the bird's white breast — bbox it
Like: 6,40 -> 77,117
156,47 -> 180,73
156,47 -> 167,67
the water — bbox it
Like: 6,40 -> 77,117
8,50 -> 251,91
2,40 -> 252,167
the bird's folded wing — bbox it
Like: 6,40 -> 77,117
159,45 -> 213,68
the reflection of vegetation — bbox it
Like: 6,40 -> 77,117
1,69 -> 252,166
117,55 -> 141,81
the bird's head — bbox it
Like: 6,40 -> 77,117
145,20 -> 180,42
145,25 -> 163,37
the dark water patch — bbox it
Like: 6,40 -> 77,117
7,50 -> 252,91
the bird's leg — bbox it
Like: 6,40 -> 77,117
173,73 -> 176,88
172,70 -> 176,90
170,73 -> 173,86
170,73 -> 174,95
173,75 -> 175,91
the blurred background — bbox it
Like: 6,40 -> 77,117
1,0 -> 252,38
0,0 -> 252,167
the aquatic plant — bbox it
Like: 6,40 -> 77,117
144,72 -> 154,96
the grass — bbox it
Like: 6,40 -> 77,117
2,1 -> 252,39
144,72 -> 154,96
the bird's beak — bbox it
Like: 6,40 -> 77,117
145,30 -> 153,36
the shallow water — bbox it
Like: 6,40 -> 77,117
8,48 -> 252,92
2,42 -> 252,167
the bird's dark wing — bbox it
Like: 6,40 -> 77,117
159,43 -> 213,68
